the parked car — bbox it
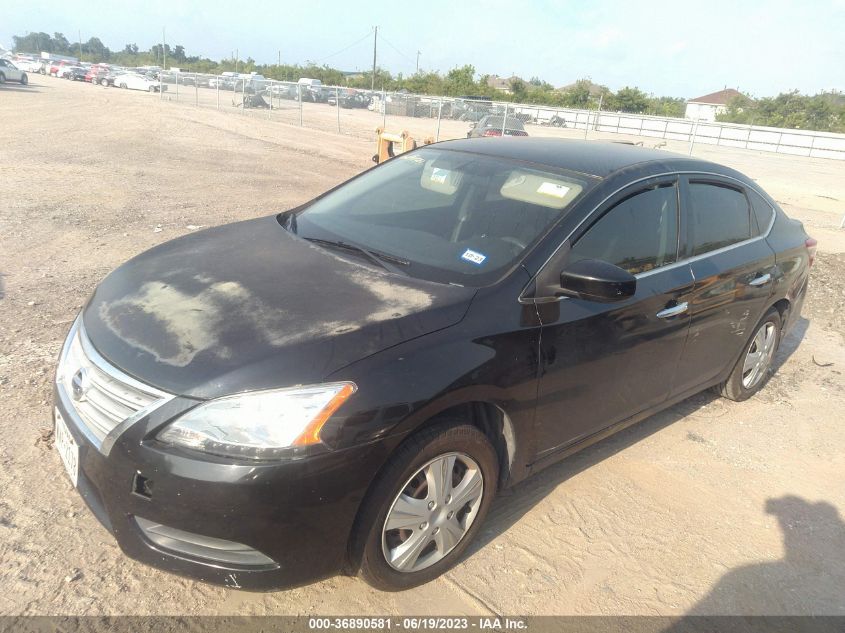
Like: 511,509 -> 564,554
55,62 -> 77,79
114,73 -> 165,92
12,57 -> 41,73
328,88 -> 370,108
0,58 -> 28,85
65,66 -> 88,81
52,139 -> 814,592
91,69 -> 119,87
467,115 -> 529,138
85,65 -> 110,83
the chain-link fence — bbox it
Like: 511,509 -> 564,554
155,71 -> 845,160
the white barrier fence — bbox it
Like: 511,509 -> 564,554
156,71 -> 845,161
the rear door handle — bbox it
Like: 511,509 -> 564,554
657,302 -> 689,319
749,273 -> 772,287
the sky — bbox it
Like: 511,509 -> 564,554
4,0 -> 844,98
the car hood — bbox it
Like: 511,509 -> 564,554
83,215 -> 476,399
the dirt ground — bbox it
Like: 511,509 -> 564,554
1,76 -> 844,617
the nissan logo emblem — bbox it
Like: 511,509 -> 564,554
71,368 -> 91,401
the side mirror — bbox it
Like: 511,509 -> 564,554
559,259 -> 636,303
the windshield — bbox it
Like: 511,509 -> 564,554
292,148 -> 592,286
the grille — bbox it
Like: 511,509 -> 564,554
57,318 -> 172,449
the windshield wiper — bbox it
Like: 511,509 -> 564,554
303,237 -> 410,272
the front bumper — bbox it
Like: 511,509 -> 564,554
53,383 -> 387,590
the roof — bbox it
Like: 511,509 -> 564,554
486,75 -> 522,91
434,138 -> 700,178
687,88 -> 744,105
557,80 -> 606,96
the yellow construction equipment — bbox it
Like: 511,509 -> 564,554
372,128 -> 434,164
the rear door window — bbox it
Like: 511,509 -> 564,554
688,182 -> 751,256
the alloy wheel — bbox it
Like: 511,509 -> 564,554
381,452 -> 484,573
742,322 -> 777,389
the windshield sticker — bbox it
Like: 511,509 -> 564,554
430,167 -> 449,184
461,249 -> 487,265
537,182 -> 571,198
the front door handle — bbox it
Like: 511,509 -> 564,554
749,273 -> 772,287
657,302 -> 689,319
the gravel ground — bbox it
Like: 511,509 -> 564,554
1,77 -> 844,617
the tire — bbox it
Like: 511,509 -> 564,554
149,86 -> 156,93
21,73 -> 28,86
715,308 -> 781,402
354,423 -> 498,591
119,83 -> 126,89
0,73 -> 5,84
101,79 -> 109,87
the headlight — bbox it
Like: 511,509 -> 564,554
157,382 -> 356,460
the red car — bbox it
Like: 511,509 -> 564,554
48,60 -> 73,77
85,65 -> 110,83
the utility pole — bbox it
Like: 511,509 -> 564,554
371,26 -> 378,92
78,30 -> 82,60
278,50 -> 281,68
416,50 -> 421,73
236,48 -> 239,73
162,27 -> 166,70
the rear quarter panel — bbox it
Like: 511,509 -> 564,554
766,206 -> 812,333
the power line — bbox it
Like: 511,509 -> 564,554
312,29 -> 374,64
379,32 -> 414,64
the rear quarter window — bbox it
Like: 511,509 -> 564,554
746,187 -> 776,235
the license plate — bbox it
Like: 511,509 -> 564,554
54,408 -> 79,487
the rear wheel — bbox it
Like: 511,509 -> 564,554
101,78 -> 109,87
354,423 -> 498,591
20,73 -> 28,86
716,308 -> 781,401
0,73 -> 5,84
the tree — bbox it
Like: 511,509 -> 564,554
173,45 -> 186,63
443,65 -> 478,96
509,77 -> 527,101
83,37 -> 110,60
559,79 -> 593,108
52,32 -> 71,54
609,86 -> 649,113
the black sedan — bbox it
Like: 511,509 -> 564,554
66,66 -> 89,82
53,139 -> 814,591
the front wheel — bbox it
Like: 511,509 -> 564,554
21,73 -> 28,86
354,423 -> 498,591
716,308 -> 781,401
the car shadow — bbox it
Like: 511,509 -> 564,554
771,315 -> 809,373
469,316 -> 811,558
667,495 -> 845,618
0,84 -> 42,93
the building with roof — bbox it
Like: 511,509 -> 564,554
685,88 -> 745,122
486,75 -> 522,94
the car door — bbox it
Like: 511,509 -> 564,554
532,176 -> 694,457
671,176 -> 777,394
